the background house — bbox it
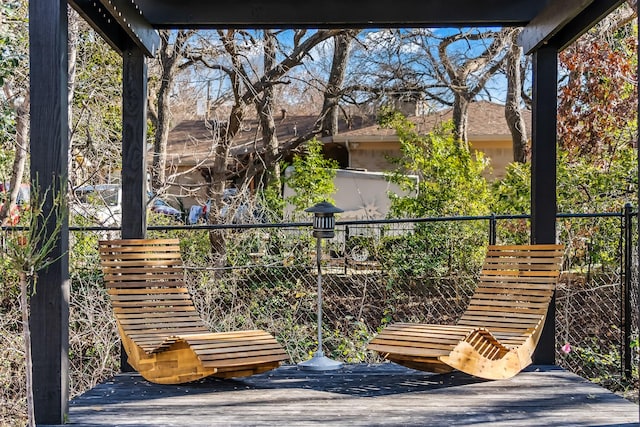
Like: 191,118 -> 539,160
163,101 -> 530,209
323,101 -> 531,180
162,113 -> 364,207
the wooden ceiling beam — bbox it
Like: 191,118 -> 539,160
69,0 -> 159,57
69,0 -> 128,54
99,0 -> 160,56
548,0 -> 626,51
133,0 -> 546,29
518,0 -> 624,53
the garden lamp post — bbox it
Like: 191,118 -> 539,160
298,201 -> 344,371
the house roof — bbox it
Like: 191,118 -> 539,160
165,113 -> 375,166
165,101 -> 531,166
165,115 -> 318,166
331,101 -> 532,142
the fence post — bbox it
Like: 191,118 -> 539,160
623,203 -> 633,379
489,213 -> 497,245
344,225 -> 350,274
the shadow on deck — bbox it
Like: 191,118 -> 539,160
66,364 -> 638,426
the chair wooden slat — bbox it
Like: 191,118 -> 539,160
367,244 -> 564,380
99,238 -> 288,384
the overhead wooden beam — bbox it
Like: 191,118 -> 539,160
518,0 -> 593,53
69,0 -> 128,54
548,0 -> 626,51
120,45 -> 148,373
134,0 -> 544,29
519,0 -> 625,54
98,0 -> 160,56
69,0 -> 159,57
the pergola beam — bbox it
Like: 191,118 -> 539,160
69,0 -> 159,56
119,46 -> 149,373
518,0 -> 593,53
548,0 -> 626,51
134,0 -> 545,29
69,0 -> 128,54
518,0 -> 625,53
121,46 -> 148,241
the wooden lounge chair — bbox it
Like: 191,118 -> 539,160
98,238 -> 289,384
367,244 -> 564,380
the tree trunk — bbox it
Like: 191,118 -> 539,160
505,31 -> 528,163
452,93 -> 470,146
150,30 -> 193,192
206,102 -> 244,268
257,108 -> 281,190
151,39 -> 174,191
257,30 -> 281,190
152,80 -> 171,190
429,29 -> 513,147
67,12 -> 78,184
321,31 -> 357,136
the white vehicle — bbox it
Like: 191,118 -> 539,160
283,167 -> 418,221
187,188 -> 266,225
72,184 -> 122,227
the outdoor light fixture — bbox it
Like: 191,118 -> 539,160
298,201 -> 344,371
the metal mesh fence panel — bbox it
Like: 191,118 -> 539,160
0,210 -> 637,425
554,214 -> 639,399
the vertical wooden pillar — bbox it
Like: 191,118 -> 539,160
120,45 -> 148,371
121,45 -> 148,240
28,0 -> 69,423
530,45 -> 558,365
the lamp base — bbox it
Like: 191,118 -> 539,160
297,350 -> 343,371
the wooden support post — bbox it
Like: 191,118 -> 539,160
28,0 -> 70,423
121,45 -> 148,240
530,45 -> 558,365
119,45 -> 148,372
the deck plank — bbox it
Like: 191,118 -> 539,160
64,364 -> 639,426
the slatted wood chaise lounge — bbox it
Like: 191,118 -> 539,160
367,244 -> 564,380
98,238 -> 289,384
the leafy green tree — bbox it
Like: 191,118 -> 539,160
492,147 -> 637,215
490,146 -> 637,264
493,14 -> 637,252
283,138 -> 338,218
257,182 -> 286,222
491,161 -> 531,214
381,108 -> 491,218
380,108 -> 491,278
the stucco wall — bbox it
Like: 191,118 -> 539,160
470,139 -> 513,180
347,139 -> 513,180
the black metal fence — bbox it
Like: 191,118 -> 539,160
0,208 -> 637,413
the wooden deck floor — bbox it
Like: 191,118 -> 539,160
66,364 -> 639,426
